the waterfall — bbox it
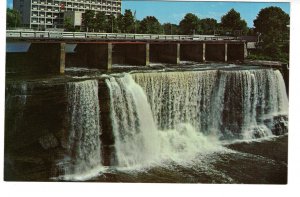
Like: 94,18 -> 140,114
133,69 -> 288,140
132,71 -> 218,133
106,75 -> 161,167
106,74 -> 222,168
59,79 -> 102,180
58,68 -> 288,173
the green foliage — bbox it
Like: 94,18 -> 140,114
122,9 -> 135,33
247,41 -> 289,63
139,16 -> 162,34
200,18 -> 217,35
254,6 -> 289,43
82,10 -> 96,32
179,13 -> 201,35
162,23 -> 178,35
247,6 -> 290,63
6,8 -> 21,28
263,42 -> 281,58
94,12 -> 108,32
106,15 -> 119,33
64,17 -> 75,31
221,9 -> 248,35
116,14 -> 124,33
247,28 -> 256,36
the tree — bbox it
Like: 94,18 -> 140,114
122,9 -> 135,33
106,14 -> 119,33
221,9 -> 248,35
179,13 -> 201,35
162,23 -> 178,35
6,8 -> 21,28
254,6 -> 289,43
64,17 -> 75,31
82,10 -> 95,32
94,12 -> 108,32
139,16 -> 162,34
200,18 -> 217,35
116,14 -> 124,33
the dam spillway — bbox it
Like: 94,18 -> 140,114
4,64 -> 288,183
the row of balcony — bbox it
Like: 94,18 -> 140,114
32,4 -> 120,11
31,7 -> 121,13
32,1 -> 121,7
31,20 -> 54,24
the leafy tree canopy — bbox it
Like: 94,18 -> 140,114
200,18 -> 218,35
179,13 -> 201,35
221,9 -> 247,35
254,6 -> 289,42
162,23 -> 178,35
106,15 -> 119,33
82,10 -> 95,31
7,8 -> 21,28
95,12 -> 108,32
122,9 -> 135,33
64,17 -> 75,31
139,16 -> 162,34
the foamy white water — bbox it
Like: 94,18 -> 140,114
58,80 -> 102,180
106,74 -> 223,168
133,69 -> 288,140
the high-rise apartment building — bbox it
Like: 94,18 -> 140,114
13,0 -> 122,30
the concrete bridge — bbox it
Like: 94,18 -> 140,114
6,30 -> 247,75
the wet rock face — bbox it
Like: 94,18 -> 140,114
268,115 -> 288,136
5,81 -> 69,180
4,79 -> 115,180
38,133 -> 59,150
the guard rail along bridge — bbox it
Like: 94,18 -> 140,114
6,30 -> 247,74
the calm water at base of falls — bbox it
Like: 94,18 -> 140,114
87,135 -> 287,184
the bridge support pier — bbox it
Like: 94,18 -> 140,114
203,43 -> 206,62
60,43 -> 66,74
150,43 -> 180,64
225,43 -> 228,62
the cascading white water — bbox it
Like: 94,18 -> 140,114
59,68 -> 288,173
133,69 -> 288,140
106,74 -> 222,168
59,79 -> 102,180
106,75 -> 161,167
132,71 -> 219,133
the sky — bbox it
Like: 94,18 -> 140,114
7,0 -> 290,27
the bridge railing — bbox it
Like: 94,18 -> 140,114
6,30 -> 239,41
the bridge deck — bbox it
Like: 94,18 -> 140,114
6,30 -> 243,43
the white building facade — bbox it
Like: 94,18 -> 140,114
13,0 -> 122,30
